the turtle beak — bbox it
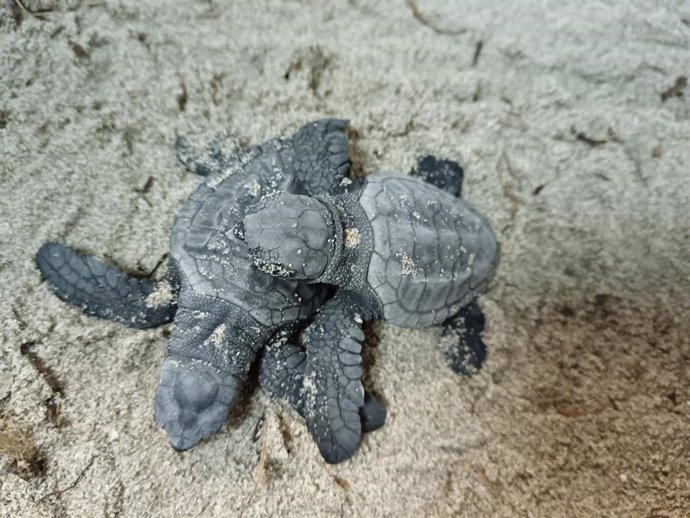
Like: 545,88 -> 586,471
167,428 -> 201,452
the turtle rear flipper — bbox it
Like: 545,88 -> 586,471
409,154 -> 465,197
360,393 -> 386,433
36,242 -> 177,329
259,338 -> 386,433
441,300 -> 487,376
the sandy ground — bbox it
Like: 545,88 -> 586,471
1,0 -> 689,516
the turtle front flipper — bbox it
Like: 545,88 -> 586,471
441,300 -> 487,376
409,154 -> 465,197
259,338 -> 386,433
302,291 -> 373,464
175,118 -> 350,187
36,242 -> 177,330
291,118 -> 351,195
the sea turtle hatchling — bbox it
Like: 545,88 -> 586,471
244,156 -> 499,463
36,119 -> 385,453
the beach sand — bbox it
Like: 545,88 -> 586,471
1,0 -> 689,516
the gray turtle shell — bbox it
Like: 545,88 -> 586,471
359,173 -> 498,328
171,138 -> 325,329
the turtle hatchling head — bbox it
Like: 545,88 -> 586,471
243,192 -> 335,281
154,357 -> 239,451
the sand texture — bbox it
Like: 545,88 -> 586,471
1,0 -> 689,516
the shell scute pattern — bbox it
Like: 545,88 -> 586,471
360,174 -> 493,327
